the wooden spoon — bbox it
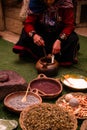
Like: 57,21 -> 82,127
62,75 -> 74,86
21,85 -> 29,103
51,54 -> 55,63
43,47 -> 47,57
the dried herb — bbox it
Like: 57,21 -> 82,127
20,103 -> 77,130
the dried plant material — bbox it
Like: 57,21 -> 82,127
19,103 -> 77,130
56,92 -> 87,119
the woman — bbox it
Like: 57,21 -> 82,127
13,0 -> 79,66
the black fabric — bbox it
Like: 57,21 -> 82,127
13,28 -> 79,62
29,0 -> 45,13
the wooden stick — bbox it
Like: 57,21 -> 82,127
21,85 -> 29,103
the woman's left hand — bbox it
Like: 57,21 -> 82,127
52,39 -> 61,54
33,34 -> 45,46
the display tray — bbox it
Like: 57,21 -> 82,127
4,91 -> 42,113
60,74 -> 87,90
19,103 -> 77,130
56,92 -> 87,119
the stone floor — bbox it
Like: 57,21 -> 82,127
0,27 -> 87,44
0,30 -> 19,44
75,27 -> 87,37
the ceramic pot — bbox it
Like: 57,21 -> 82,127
35,55 -> 59,76
29,74 -> 63,99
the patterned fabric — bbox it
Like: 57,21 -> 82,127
28,0 -> 73,32
39,6 -> 62,32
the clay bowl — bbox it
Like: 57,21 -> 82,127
35,55 -> 59,77
4,91 -> 42,113
29,74 -> 63,99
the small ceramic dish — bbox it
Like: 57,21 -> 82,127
4,91 -> 42,113
60,74 -> 87,90
29,74 -> 63,99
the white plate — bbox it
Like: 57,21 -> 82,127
61,74 -> 87,90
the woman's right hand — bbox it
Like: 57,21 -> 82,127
33,34 -> 45,46
52,39 -> 61,54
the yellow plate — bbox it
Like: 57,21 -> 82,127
61,74 -> 87,90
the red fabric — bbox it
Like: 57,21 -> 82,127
24,15 -> 37,33
13,45 -> 38,59
24,8 -> 75,37
59,8 -> 75,36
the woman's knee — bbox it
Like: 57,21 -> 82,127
68,32 -> 79,43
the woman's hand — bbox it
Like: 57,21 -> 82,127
33,34 -> 45,46
52,39 -> 61,54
